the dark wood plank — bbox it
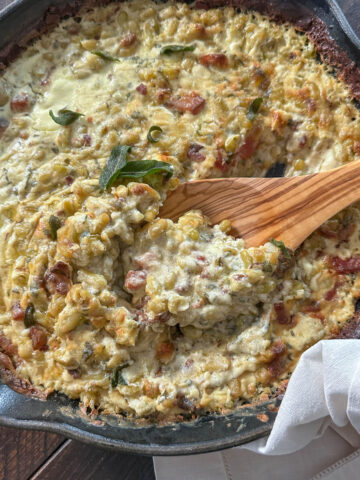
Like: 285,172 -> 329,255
0,426 -> 65,480
30,439 -> 155,480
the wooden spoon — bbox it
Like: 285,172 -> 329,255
160,161 -> 360,250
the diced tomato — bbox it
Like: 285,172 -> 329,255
274,303 -> 292,325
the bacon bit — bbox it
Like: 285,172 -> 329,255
176,394 -> 195,411
156,342 -> 174,363
136,83 -> 147,95
187,143 -> 205,162
306,98 -> 317,114
274,303 -> 293,325
68,368 -> 81,379
214,148 -> 231,172
166,91 -> 205,115
10,94 -> 29,112
132,183 -> 146,195
124,270 -> 147,291
267,341 -> 286,378
319,225 -> 338,239
237,127 -> 260,160
83,134 -> 91,146
199,53 -> 229,68
270,110 -> 286,132
134,251 -> 158,269
143,380 -> 160,398
302,302 -> 321,313
0,118 -> 9,139
120,32 -> 137,47
324,277 -> 344,301
271,341 -> 286,356
44,261 -> 71,296
185,358 -> 194,368
29,325 -> 48,351
11,302 -> 25,321
65,175 -> 74,185
353,141 -> 360,155
193,23 -> 207,38
299,135 -> 307,148
156,88 -> 171,103
328,256 -> 360,274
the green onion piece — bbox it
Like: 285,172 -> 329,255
160,44 -> 196,55
24,303 -> 35,328
49,108 -> 84,126
112,159 -> 173,180
49,215 -> 61,241
247,97 -> 263,121
99,145 -> 131,190
111,363 -> 129,388
147,125 -> 163,143
270,238 -> 291,259
91,50 -> 120,62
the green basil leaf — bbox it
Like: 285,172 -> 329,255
160,44 -> 196,55
24,303 -> 35,328
49,108 -> 84,126
114,160 -> 173,179
147,125 -> 163,143
99,145 -> 132,190
270,238 -> 291,259
91,50 -> 120,62
111,363 -> 129,388
247,97 -> 263,120
49,215 -> 61,241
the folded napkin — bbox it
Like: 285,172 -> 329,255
154,339 -> 360,479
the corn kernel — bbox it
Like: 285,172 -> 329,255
148,219 -> 168,239
219,219 -> 231,233
225,135 -> 240,153
188,229 -> 199,241
240,250 -> 253,268
294,159 -> 305,171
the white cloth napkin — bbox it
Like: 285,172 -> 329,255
154,339 -> 360,479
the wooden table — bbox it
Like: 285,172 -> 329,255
0,1 -> 155,478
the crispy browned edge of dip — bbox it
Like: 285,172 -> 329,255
0,0 -> 360,422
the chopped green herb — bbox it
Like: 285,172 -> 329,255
111,363 -> 129,388
270,238 -> 291,258
49,215 -> 61,241
147,125 -> 163,143
247,97 -> 263,120
160,44 -> 196,55
24,303 -> 35,328
112,159 -> 173,180
91,50 -> 120,62
99,145 -> 131,190
49,108 -> 84,126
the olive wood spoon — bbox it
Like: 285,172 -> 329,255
160,161 -> 360,250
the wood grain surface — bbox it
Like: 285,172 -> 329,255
160,160 -> 360,250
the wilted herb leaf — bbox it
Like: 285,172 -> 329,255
113,159 -> 173,179
49,215 -> 61,241
24,303 -> 35,328
91,50 -> 120,62
247,97 -> 263,120
147,125 -> 163,143
270,238 -> 291,259
99,145 -> 131,190
111,363 -> 130,388
160,44 -> 196,55
49,108 -> 84,126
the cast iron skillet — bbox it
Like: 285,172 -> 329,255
0,0 -> 359,456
